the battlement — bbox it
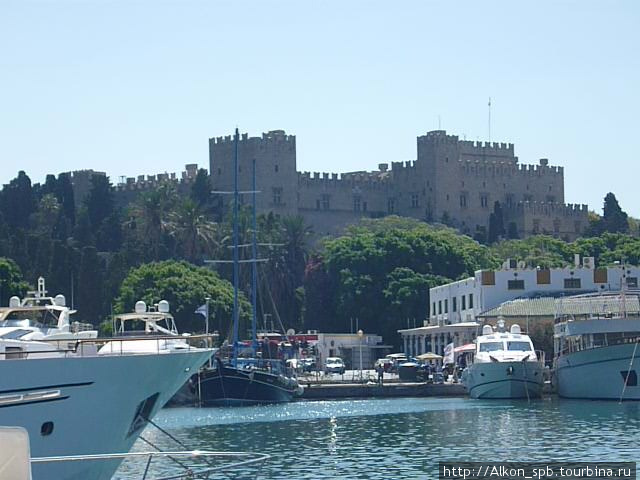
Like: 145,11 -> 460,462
515,161 -> 564,175
210,130 -> 296,145
418,130 -> 459,145
115,164 -> 203,192
512,201 -> 588,217
298,170 -> 392,190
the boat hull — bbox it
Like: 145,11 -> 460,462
198,360 -> 298,406
0,349 -> 211,480
463,361 -> 544,399
555,343 -> 640,400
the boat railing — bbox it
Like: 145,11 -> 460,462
1,334 -> 216,360
31,450 -> 270,480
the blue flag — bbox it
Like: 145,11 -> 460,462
194,304 -> 207,318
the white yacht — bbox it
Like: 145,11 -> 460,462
553,292 -> 640,400
0,277 -> 98,347
462,321 -> 544,399
0,285 -> 213,480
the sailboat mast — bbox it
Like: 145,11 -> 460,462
232,128 -> 240,367
251,159 -> 258,354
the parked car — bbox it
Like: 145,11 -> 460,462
324,357 -> 346,374
300,357 -> 316,372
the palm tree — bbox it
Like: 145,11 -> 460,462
167,199 -> 220,262
127,183 -> 177,261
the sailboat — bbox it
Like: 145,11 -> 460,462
197,128 -> 301,406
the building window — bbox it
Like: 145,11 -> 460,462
469,293 -> 474,309
444,299 -> 448,314
627,277 -> 638,288
272,187 -> 282,205
363,201 -> 367,212
274,164 -> 279,173
388,198 -> 395,214
480,194 -> 488,208
438,300 -> 442,315
462,295 -> 466,310
411,194 -> 419,208
564,278 -> 582,289
432,302 -> 436,315
508,279 -> 525,290
532,219 -> 540,234
353,196 -> 361,212
505,194 -> 514,208
459,195 -> 467,208
322,194 -> 330,210
453,297 -> 457,312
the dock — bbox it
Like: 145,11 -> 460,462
300,381 -> 466,400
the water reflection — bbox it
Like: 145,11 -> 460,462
115,397 -> 640,479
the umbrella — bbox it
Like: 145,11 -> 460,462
416,352 -> 442,361
454,343 -> 476,353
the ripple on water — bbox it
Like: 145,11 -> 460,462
115,397 -> 640,479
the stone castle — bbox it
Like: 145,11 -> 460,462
208,129 -> 588,240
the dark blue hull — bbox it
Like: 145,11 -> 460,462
198,360 -> 298,406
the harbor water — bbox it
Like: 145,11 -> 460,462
115,397 -> 640,479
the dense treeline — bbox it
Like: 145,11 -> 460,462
0,168 -> 638,347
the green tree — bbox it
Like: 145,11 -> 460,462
85,175 -> 114,229
0,171 -> 36,230
115,260 -> 250,337
167,199 -> 219,262
190,168 -> 211,208
601,192 -> 629,234
55,173 -> 76,225
0,257 -> 30,306
76,246 -> 104,325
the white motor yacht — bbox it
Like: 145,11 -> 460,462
462,320 -> 544,399
0,285 -> 214,480
554,292 -> 640,400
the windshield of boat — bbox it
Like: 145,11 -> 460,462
479,341 -> 503,352
507,341 -> 532,351
0,309 -> 59,329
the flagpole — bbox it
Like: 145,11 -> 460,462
205,296 -> 210,335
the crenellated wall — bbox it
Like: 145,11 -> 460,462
206,128 -> 587,240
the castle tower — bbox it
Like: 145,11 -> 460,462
209,130 -> 298,216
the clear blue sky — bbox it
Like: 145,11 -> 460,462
1,1 -> 638,216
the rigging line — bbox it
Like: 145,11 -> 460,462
619,340 -> 639,404
258,264 -> 289,341
138,436 -> 192,473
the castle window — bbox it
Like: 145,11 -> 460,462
574,221 -> 581,234
446,194 -> 450,201
459,195 -> 467,208
482,181 -> 486,188
411,194 -> 419,208
553,219 -> 561,234
388,198 -> 395,213
316,199 -> 321,210
532,219 -> 540,234
275,164 -> 279,173
363,201 -> 367,212
353,196 -> 361,212
322,194 -> 330,210
508,279 -> 525,290
217,168 -> 221,175
506,194 -> 514,208
272,187 -> 282,205
480,195 -> 488,208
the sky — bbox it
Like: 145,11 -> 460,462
1,1 -> 639,216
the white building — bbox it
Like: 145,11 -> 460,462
399,257 -> 640,357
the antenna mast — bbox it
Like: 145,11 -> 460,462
488,97 -> 492,142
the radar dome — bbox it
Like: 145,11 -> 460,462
54,294 -> 66,307
9,296 -> 20,308
135,301 -> 147,314
482,325 -> 493,335
158,300 -> 170,313
510,324 -> 521,335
